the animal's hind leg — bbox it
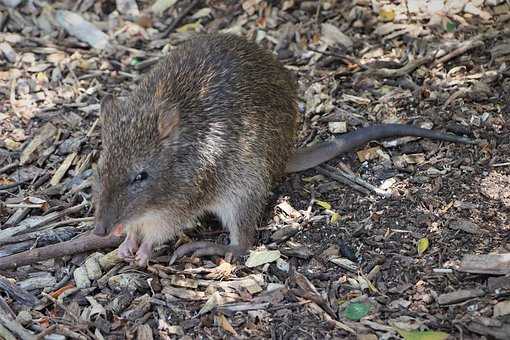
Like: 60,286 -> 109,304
169,190 -> 266,264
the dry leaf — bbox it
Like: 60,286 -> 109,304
217,314 -> 238,336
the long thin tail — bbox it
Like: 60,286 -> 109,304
285,124 -> 475,173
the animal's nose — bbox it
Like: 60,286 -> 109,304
93,222 -> 108,236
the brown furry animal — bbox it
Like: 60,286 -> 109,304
93,33 -> 473,266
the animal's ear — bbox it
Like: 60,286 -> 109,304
100,94 -> 119,121
158,108 -> 180,140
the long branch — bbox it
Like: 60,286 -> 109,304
0,233 -> 123,270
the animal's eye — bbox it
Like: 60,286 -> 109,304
133,171 -> 148,184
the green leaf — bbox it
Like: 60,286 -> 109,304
314,200 -> 331,210
396,329 -> 449,340
417,238 -> 429,255
344,302 -> 369,321
330,212 -> 340,224
446,20 -> 456,32
130,58 -> 140,66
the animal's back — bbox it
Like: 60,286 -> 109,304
133,34 -> 299,192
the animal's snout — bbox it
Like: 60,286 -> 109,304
93,222 -> 108,236
94,213 -> 113,236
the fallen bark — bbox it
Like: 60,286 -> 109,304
0,233 -> 123,270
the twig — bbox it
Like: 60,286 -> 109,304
315,166 -> 370,195
0,162 -> 18,175
325,164 -> 392,197
35,324 -> 87,340
86,118 -> 99,138
0,233 -> 123,270
432,40 -> 484,67
306,300 -> 356,335
434,28 -> 510,67
0,179 -> 29,190
369,55 -> 433,78
41,293 -> 79,323
0,323 -> 16,340
162,0 -> 200,37
134,56 -> 161,71
0,218 -> 94,246
0,298 -> 35,340
368,28 -> 510,78
0,200 -> 88,244
315,0 -> 322,23
216,302 -> 270,314
0,276 -> 39,306
34,325 -> 56,340
308,47 -> 364,69
491,162 -> 510,167
266,300 -> 311,312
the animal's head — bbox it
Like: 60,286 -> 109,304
93,94 -> 180,236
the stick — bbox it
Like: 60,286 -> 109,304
0,298 -> 35,340
325,164 -> 392,197
0,233 -> 123,270
41,293 -> 80,323
35,324 -> 87,340
162,0 -> 200,37
315,166 -> 370,195
369,56 -> 433,78
0,201 -> 87,243
134,56 -> 161,71
0,323 -> 16,340
0,162 -> 18,175
0,276 -> 39,306
368,28 -> 510,79
491,162 -> 510,167
0,218 -> 93,246
432,40 -> 484,67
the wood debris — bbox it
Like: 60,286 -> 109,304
0,0 -> 508,337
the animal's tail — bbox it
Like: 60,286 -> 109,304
285,124 -> 475,173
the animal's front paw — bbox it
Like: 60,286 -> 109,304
117,234 -> 139,260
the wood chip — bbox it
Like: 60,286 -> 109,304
437,288 -> 485,305
73,266 -> 91,289
19,123 -> 57,165
169,275 -> 198,289
162,286 -> 207,300
321,23 -> 353,50
276,201 -> 301,219
136,324 -> 153,340
328,256 -> 358,272
55,10 -> 111,50
459,254 -> 510,275
0,42 -> 17,63
50,152 -> 76,186
328,121 -> 347,134
449,219 -> 484,234
357,147 -> 382,162
488,275 -> 510,291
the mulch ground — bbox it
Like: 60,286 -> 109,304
0,0 -> 509,339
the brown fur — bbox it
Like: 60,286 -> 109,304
93,33 -> 472,264
93,34 -> 298,259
